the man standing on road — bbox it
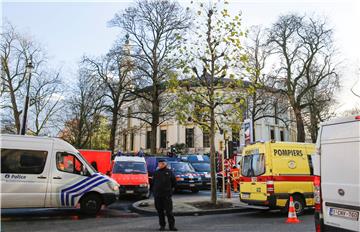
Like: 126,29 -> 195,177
153,159 -> 177,231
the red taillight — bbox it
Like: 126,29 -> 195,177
356,115 -> 360,120
314,175 -> 321,211
266,178 -> 274,194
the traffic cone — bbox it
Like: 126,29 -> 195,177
286,196 -> 300,224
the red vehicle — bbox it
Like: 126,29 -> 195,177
78,149 -> 112,175
111,156 -> 150,198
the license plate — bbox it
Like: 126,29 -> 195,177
126,190 -> 134,194
189,184 -> 195,187
329,207 -> 359,221
241,193 -> 250,199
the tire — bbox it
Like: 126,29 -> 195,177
283,195 -> 306,216
80,193 -> 102,216
191,188 -> 199,193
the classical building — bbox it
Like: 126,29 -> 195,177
114,81 -> 297,155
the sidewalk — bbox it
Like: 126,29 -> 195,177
131,192 -> 266,216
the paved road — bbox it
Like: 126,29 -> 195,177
1,191 -> 315,232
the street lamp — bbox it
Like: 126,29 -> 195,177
20,57 -> 34,135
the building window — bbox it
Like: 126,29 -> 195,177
270,128 -> 275,140
232,128 -> 240,146
160,130 -> 167,148
203,131 -> 210,148
130,132 -> 134,151
280,130 -> 285,141
186,128 -> 194,148
146,131 -> 151,149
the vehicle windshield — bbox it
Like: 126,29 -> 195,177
113,161 -> 147,174
77,152 -> 97,174
169,162 -> 195,173
191,163 -> 210,172
241,153 -> 265,177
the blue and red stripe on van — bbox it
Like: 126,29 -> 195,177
60,173 -> 110,206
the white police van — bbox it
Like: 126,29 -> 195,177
1,134 -> 119,215
314,115 -> 360,231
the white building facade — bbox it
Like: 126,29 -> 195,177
114,93 -> 296,155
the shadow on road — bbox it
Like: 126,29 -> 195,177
238,208 -> 315,219
1,207 -> 138,222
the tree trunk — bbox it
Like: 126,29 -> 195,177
309,107 -> 318,143
109,108 -> 118,154
294,107 -> 306,142
210,108 -> 217,205
151,99 -> 160,154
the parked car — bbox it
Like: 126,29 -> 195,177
314,115 -> 360,232
145,156 -> 179,189
167,161 -> 202,193
180,154 -> 210,163
189,162 -> 211,190
111,156 -> 150,198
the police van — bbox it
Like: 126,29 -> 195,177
1,134 -> 119,215
314,116 -> 360,232
239,141 -> 315,215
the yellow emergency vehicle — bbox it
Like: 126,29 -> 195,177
239,141 -> 315,215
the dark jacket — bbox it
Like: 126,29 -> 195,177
153,167 -> 176,198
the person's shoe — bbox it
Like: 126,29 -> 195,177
158,227 -> 165,231
169,227 -> 178,231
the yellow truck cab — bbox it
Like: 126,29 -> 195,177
239,141 -> 315,215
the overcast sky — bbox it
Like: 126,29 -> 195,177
2,0 -> 360,111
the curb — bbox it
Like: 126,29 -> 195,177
130,201 -> 260,216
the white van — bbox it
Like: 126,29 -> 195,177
1,134 -> 119,215
314,116 -> 360,232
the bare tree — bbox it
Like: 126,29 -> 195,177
28,71 -> 63,135
59,68 -> 104,148
109,0 -> 191,153
1,22 -> 46,133
82,39 -> 133,153
267,14 -> 339,142
244,26 -> 291,141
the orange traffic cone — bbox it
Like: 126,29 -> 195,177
286,196 -> 300,224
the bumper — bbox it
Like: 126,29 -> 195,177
200,180 -> 211,189
239,194 -> 277,208
102,193 -> 117,205
120,185 -> 149,195
176,181 -> 202,190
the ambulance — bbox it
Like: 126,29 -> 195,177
314,116 -> 360,232
1,134 -> 119,215
239,141 -> 315,215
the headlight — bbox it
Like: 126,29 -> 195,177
176,177 -> 184,181
108,181 -> 119,191
139,183 -> 148,187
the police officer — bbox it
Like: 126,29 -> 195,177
153,159 -> 177,231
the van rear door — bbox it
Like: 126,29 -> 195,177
321,120 -> 360,231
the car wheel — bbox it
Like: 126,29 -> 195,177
80,193 -> 102,216
292,195 -> 306,215
283,195 -> 305,216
